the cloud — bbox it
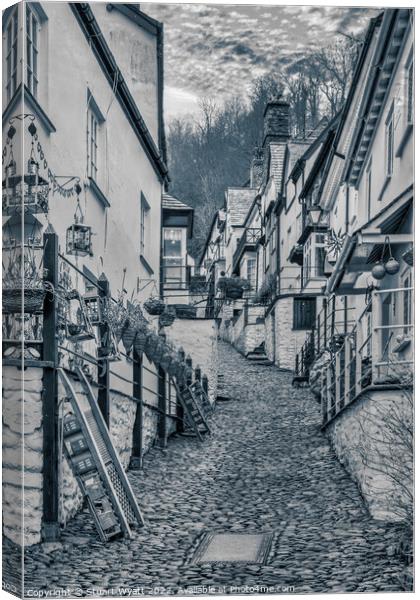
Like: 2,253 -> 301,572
142,3 -> 379,121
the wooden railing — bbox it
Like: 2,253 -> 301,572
232,227 -> 260,272
321,287 -> 414,426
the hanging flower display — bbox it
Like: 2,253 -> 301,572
65,289 -> 96,342
158,306 -> 176,328
217,276 -> 251,300
2,246 -> 46,314
97,328 -> 121,362
2,123 -> 49,216
66,185 -> 93,257
134,328 -> 148,356
143,296 -> 166,316
102,297 -> 128,343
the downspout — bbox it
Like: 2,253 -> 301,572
344,183 -> 350,333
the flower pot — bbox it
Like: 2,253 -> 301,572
226,287 -> 243,300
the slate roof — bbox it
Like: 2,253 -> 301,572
162,192 -> 193,211
226,188 -> 257,226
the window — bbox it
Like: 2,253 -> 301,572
140,193 -> 150,256
385,105 -> 394,177
246,258 -> 256,291
303,233 -> 326,284
407,59 -> 413,125
163,228 -> 184,287
5,8 -> 18,103
87,109 -> 99,181
365,159 -> 372,219
293,297 -> 316,330
26,4 -> 39,97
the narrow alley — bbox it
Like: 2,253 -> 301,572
13,343 -> 406,595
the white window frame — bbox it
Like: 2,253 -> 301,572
162,227 -> 185,287
365,158 -> 372,219
26,3 -> 39,97
303,233 -> 325,285
385,104 -> 394,178
5,7 -> 18,103
140,193 -> 150,257
246,258 -> 256,291
87,109 -> 99,181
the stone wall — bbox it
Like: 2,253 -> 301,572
3,366 -> 44,546
165,318 -> 218,404
266,298 -> 309,371
231,306 -> 265,356
326,388 -> 413,522
3,362 -> 165,547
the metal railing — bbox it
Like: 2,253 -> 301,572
320,287 -> 414,426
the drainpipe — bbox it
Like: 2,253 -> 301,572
344,183 -> 350,333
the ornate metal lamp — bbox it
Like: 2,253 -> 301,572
66,184 -> 93,257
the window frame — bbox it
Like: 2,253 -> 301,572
293,296 -> 317,331
303,232 -> 326,285
87,109 -> 99,182
140,192 -> 151,257
246,257 -> 256,291
385,103 -> 394,178
162,227 -> 185,287
26,3 -> 39,98
5,7 -> 18,103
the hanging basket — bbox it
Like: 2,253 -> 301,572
2,284 -> 45,314
158,307 -> 176,328
134,329 -> 148,357
103,299 -> 128,343
143,296 -> 166,316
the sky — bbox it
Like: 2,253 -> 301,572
142,2 -> 378,122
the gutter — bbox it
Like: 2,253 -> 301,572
70,3 -> 169,183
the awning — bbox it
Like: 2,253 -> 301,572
326,188 -> 413,294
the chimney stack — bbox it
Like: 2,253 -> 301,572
250,146 -> 264,189
263,94 -> 290,147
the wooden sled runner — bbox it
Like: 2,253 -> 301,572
58,367 -> 144,542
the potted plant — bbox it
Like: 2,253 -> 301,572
143,296 -> 166,316
217,276 -> 250,300
253,274 -> 277,304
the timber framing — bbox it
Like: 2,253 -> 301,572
70,2 -> 168,183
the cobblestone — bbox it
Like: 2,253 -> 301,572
3,342 -> 411,595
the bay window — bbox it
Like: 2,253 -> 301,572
303,233 -> 326,285
163,228 -> 185,288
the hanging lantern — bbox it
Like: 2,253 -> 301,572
65,289 -> 96,342
384,257 -> 400,275
83,289 -> 103,326
66,187 -> 93,257
402,247 -> 413,267
2,157 -> 49,215
371,261 -> 386,280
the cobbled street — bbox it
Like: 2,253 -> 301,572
7,342 -> 407,595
